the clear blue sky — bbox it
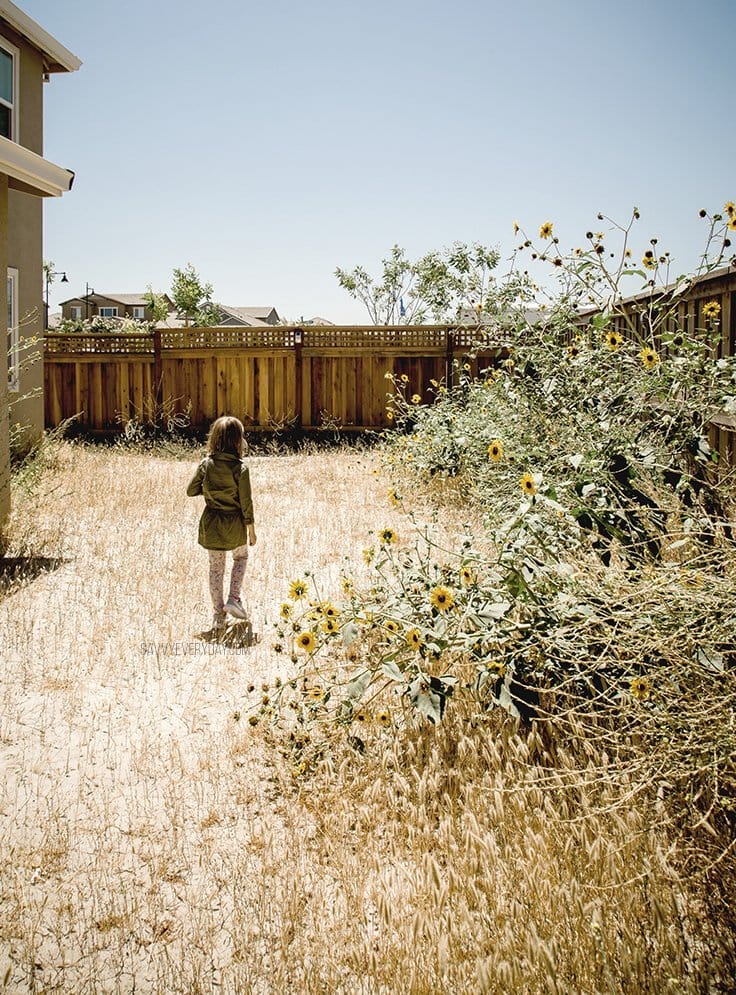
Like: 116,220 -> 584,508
24,0 -> 736,322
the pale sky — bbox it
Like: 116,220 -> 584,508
23,0 -> 736,322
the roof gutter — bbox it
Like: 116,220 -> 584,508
0,135 -> 74,197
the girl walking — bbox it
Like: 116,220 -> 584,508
187,416 -> 257,631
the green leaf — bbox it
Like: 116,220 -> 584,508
381,659 -> 405,682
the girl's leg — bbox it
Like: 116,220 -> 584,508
208,550 -> 226,612
228,544 -> 249,602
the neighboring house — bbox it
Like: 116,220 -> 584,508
154,304 -> 282,329
0,1 -> 79,533
59,291 -> 175,323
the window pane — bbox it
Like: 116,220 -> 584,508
0,103 -> 10,139
0,49 -> 12,104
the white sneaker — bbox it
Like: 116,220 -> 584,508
224,597 -> 248,620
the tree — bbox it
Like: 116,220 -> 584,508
170,263 -> 215,326
336,242 -> 504,325
144,285 -> 171,325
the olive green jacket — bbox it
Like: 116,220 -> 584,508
186,453 -> 255,550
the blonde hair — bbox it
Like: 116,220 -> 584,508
207,416 -> 245,458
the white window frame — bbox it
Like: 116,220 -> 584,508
132,306 -> 145,319
70,305 -> 82,320
0,36 -> 20,143
99,306 -> 118,317
7,267 -> 19,392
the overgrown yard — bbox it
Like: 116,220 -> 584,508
0,442 -> 733,993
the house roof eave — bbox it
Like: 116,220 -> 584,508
0,1 -> 82,72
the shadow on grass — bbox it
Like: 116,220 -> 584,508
197,620 -> 260,649
0,555 -> 68,598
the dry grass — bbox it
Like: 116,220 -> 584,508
0,441 -> 732,993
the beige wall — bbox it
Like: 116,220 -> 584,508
5,32 -> 44,445
0,174 -> 10,532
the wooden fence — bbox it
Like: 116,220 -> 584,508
44,325 -> 505,433
576,264 -> 736,464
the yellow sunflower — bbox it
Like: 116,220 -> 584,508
639,347 -> 659,370
520,473 -> 537,497
289,579 -> 308,600
295,631 -> 316,653
341,577 -> 354,595
728,217 -> 736,232
321,618 -> 339,634
725,201 -> 735,217
487,660 -> 507,678
606,331 -> 623,351
305,686 -> 324,701
386,409 -> 394,421
376,710 -> 391,728
487,439 -> 504,462
379,528 -> 397,546
400,374 -> 409,383
630,676 -> 652,702
539,221 -> 554,240
430,586 -> 455,612
383,619 -> 400,634
703,300 -> 721,321
354,708 -> 370,723
362,546 -> 375,564
279,602 -> 292,620
406,627 -> 423,650
411,393 -> 421,404
460,566 -> 476,586
642,251 -> 657,270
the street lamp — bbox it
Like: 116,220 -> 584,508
44,269 -> 68,327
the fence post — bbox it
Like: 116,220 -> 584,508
446,326 -> 455,389
294,327 -> 304,431
153,328 -> 163,404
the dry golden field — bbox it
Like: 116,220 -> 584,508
0,442 -> 732,994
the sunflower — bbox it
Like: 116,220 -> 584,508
624,248 -> 632,258
305,686 -> 324,701
630,676 -> 652,701
725,201 -> 735,217
642,251 -> 657,270
487,439 -> 504,462
279,602 -> 292,620
520,473 -> 537,497
379,528 -> 397,546
295,631 -> 316,653
321,618 -> 339,634
411,393 -> 421,404
376,710 -> 391,728
487,660 -> 507,678
289,579 -> 308,600
388,487 -> 401,506
406,627 -> 422,650
539,221 -> 554,240
513,220 -> 520,235
729,217 -> 736,232
568,343 -> 580,358
354,709 -> 370,723
384,371 -> 394,380
703,300 -> 721,321
639,347 -> 659,369
362,546 -> 375,564
321,603 -> 339,619
459,566 -> 476,587
341,577 -> 354,595
400,374 -> 409,384
386,410 -> 394,421
605,331 -> 623,351
430,586 -> 455,612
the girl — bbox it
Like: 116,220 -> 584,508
187,416 -> 257,631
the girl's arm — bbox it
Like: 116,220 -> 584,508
238,465 -> 255,525
186,461 -> 206,496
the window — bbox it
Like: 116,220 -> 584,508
132,306 -> 145,319
70,305 -> 82,320
99,307 -> 118,317
7,267 -> 18,392
0,38 -> 19,141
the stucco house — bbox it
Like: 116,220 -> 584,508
59,291 -> 175,324
0,1 -> 79,532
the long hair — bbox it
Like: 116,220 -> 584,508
207,416 -> 245,458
